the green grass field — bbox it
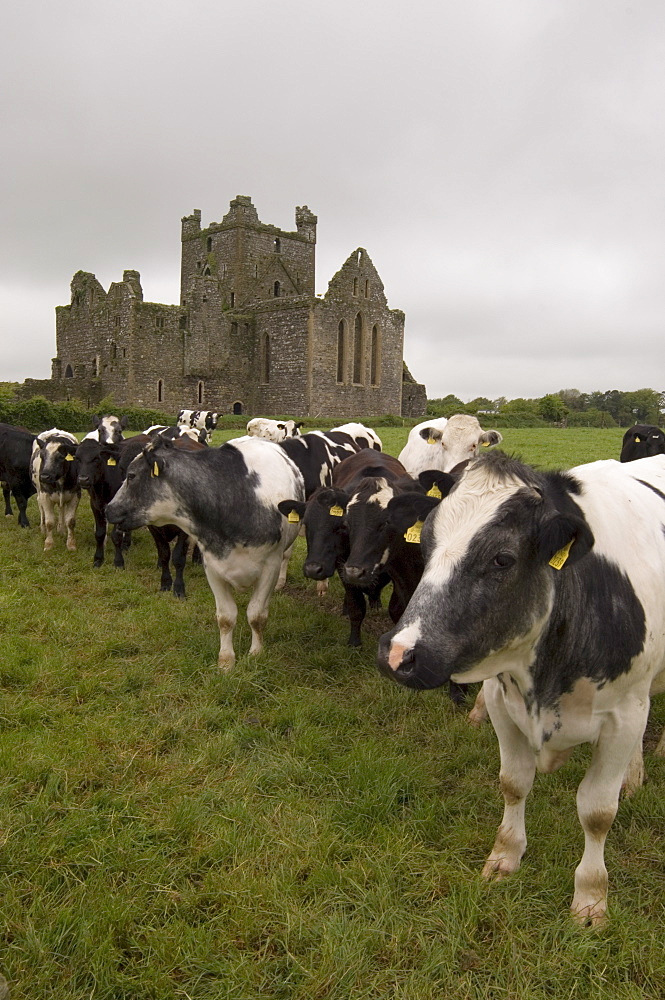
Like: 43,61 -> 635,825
1,427 -> 664,999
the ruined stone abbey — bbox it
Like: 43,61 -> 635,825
47,196 -> 426,418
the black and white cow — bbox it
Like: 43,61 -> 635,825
76,436 -> 131,568
619,424 -> 665,463
106,435 -> 305,667
144,424 -> 208,444
278,431 -> 362,498
176,409 -> 219,441
83,414 -> 128,445
378,450 -> 665,925
246,418 -> 304,441
398,414 -> 502,477
0,423 -> 36,527
30,428 -> 81,551
330,422 -> 382,452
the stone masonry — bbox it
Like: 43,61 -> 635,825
48,196 -> 426,418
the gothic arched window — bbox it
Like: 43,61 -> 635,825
353,314 -> 364,384
336,321 -> 346,384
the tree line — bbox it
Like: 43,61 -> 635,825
427,388 -> 664,428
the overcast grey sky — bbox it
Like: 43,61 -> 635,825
2,0 -> 663,401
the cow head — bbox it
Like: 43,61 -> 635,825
35,434 -> 79,491
377,452 -> 595,690
420,415 -> 503,472
106,435 -> 178,532
279,488 -> 350,581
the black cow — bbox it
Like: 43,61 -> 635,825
378,450 -> 665,925
619,424 -> 665,462
76,437 -> 132,569
0,423 -> 36,527
279,431 -> 362,498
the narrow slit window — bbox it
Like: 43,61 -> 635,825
353,314 -> 363,384
157,379 -> 163,403
370,325 -> 380,385
263,334 -> 271,383
336,321 -> 345,383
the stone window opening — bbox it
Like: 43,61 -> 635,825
230,292 -> 235,307
353,277 -> 358,296
364,279 -> 370,298
274,281 -> 281,298
207,236 -> 212,252
203,267 -> 211,277
370,325 -> 380,386
353,313 -> 364,384
262,334 -> 271,383
110,342 -> 117,360
198,381 -> 204,404
274,238 -> 281,253
336,320 -> 346,384
64,364 -> 73,378
179,314 -> 187,329
155,316 -> 165,329
114,315 -> 120,327
233,401 -> 243,415
158,379 -> 164,403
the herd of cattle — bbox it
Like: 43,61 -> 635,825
1,410 -> 665,926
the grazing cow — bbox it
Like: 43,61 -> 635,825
378,450 -> 665,925
83,414 -> 128,444
247,417 -> 304,441
106,435 -> 305,667
144,424 -> 208,444
176,409 -> 219,441
330,422 -> 382,451
0,423 -> 36,527
398,414 -> 502,477
279,431 -> 362,498
620,424 -> 665,463
30,428 -> 81,551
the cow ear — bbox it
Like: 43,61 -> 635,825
480,430 -> 502,447
92,414 -> 101,428
277,500 -> 307,521
277,423 -> 286,431
386,493 -> 440,534
120,416 -> 128,429
418,470 -> 456,497
538,514 -> 594,570
419,427 -> 443,445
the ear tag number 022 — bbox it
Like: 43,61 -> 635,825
404,520 -> 423,544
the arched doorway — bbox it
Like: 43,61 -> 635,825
233,401 -> 243,415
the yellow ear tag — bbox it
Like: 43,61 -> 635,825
107,457 -> 117,466
549,539 -> 574,570
427,484 -> 442,499
635,435 -> 642,442
404,520 -> 423,544
482,440 -> 491,447
427,436 -> 436,445
152,462 -> 160,477
329,504 -> 344,517
65,453 -> 75,461
287,510 -> 300,523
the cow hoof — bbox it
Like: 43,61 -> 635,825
217,656 -> 236,672
93,560 -> 103,569
571,901 -> 607,929
481,856 -> 519,880
467,707 -> 488,728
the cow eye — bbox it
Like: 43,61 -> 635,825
493,553 -> 515,569
127,471 -> 136,481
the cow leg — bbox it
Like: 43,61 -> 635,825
482,677 -> 536,880
3,485 -> 12,517
467,686 -> 488,727
246,551 -> 283,656
110,526 -> 126,569
62,495 -> 79,551
275,540 -> 294,591
653,727 -> 665,757
343,584 -> 367,646
149,527 -> 173,592
40,495 -> 56,551
15,490 -> 30,528
572,705 -> 649,927
205,571 -> 238,670
91,504 -> 107,567
171,531 -> 189,599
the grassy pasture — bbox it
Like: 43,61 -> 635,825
1,426 -> 664,998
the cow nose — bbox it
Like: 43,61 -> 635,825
78,475 -> 91,488
343,565 -> 364,583
304,561 -> 326,580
